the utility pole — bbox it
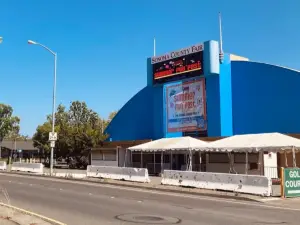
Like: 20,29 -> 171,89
28,40 -> 57,176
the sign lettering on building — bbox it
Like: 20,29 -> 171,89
152,43 -> 204,84
282,168 -> 300,197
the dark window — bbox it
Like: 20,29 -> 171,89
209,153 -> 229,163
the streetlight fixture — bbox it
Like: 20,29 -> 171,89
28,40 -> 57,176
0,37 -> 3,43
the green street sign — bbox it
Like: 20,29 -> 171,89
283,168 -> 300,197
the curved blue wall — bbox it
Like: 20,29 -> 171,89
106,40 -> 220,141
231,61 -> 300,134
105,86 -> 163,141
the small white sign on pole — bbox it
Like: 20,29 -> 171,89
50,141 -> 55,148
49,132 -> 58,141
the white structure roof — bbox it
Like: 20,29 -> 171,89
128,136 -> 209,152
208,132 -> 300,152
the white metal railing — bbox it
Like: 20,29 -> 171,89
264,166 -> 279,179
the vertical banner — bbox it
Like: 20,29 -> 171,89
166,78 -> 206,132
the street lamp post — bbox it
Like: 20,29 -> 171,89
28,40 -> 57,176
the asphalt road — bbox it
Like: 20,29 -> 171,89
0,174 -> 299,225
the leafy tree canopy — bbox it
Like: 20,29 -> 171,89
103,110 -> 118,131
0,104 -> 20,142
32,101 -> 117,158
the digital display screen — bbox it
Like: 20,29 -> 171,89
153,51 -> 203,82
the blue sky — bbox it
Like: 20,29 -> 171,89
1,0 -> 299,136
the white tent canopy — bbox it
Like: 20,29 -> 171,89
128,136 -> 210,152
208,132 -> 300,152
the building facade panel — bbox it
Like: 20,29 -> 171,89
231,61 -> 300,134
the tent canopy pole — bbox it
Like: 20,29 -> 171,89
284,151 -> 288,168
245,151 -> 248,174
292,146 -> 297,167
160,151 -> 163,177
124,149 -> 127,167
199,152 -> 202,172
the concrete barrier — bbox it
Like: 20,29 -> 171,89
0,162 -> 6,170
161,170 -> 272,196
87,166 -> 150,183
11,162 -> 44,174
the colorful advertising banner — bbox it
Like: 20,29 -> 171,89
166,79 -> 206,132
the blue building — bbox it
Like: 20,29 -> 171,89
105,40 -> 300,142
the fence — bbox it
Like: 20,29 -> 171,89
264,166 -> 279,179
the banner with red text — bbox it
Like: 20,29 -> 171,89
166,79 -> 206,132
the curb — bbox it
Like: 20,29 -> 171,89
0,171 -> 265,203
0,202 -> 66,225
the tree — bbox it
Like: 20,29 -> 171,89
32,101 -> 110,163
32,122 -> 52,155
103,110 -> 118,131
67,101 -> 105,156
33,104 -> 71,157
5,127 -> 29,141
108,111 -> 117,121
0,104 -> 20,142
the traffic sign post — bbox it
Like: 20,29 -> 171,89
282,167 -> 300,198
49,132 -> 57,141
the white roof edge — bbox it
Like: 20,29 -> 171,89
229,54 -> 249,61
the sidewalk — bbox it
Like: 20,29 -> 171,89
0,204 -> 55,225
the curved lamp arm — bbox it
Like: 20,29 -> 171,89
28,40 -> 56,56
